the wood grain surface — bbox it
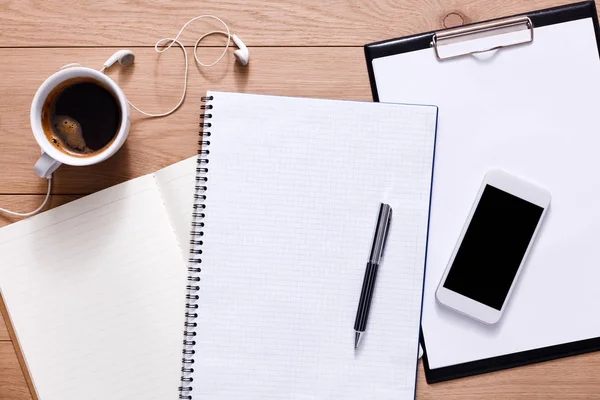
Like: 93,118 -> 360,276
0,0 -> 598,399
0,343 -> 31,400
0,0 -> 584,46
0,314 -> 7,341
415,353 -> 600,399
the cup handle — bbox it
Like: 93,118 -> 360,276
34,152 -> 61,179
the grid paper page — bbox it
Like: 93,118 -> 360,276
190,91 -> 437,399
0,175 -> 186,400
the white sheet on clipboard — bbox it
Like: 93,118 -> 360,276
372,17 -> 600,370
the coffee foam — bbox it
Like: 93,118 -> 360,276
50,115 -> 93,155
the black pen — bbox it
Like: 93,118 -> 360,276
354,203 -> 392,349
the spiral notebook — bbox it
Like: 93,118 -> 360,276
177,91 -> 438,399
0,91 -> 437,400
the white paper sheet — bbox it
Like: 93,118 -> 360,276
372,17 -> 600,369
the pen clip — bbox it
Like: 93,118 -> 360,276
369,203 -> 392,263
380,209 -> 392,260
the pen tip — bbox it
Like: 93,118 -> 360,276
354,332 -> 362,349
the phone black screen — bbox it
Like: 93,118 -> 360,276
443,185 -> 544,310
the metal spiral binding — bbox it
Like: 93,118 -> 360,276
178,95 -> 213,400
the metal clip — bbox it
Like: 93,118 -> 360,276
432,16 -> 534,61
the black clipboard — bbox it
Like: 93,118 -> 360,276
364,0 -> 600,384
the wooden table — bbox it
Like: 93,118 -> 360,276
1,0 -> 600,398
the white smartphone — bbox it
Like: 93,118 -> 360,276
435,170 -> 550,324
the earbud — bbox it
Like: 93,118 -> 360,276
103,50 -> 135,70
118,51 -> 136,67
232,34 -> 249,66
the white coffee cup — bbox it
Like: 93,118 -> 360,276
30,67 -> 130,178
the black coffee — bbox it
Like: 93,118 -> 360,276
42,78 -> 121,157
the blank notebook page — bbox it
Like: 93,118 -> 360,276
0,175 -> 186,400
190,92 -> 438,399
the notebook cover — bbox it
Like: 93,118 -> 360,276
364,0 -> 600,384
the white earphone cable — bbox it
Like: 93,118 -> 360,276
102,15 -> 232,118
0,178 -> 52,217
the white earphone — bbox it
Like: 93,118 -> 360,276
101,15 -> 249,118
231,35 -> 250,66
103,50 -> 136,69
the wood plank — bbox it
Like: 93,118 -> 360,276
0,343 -> 33,400
0,316 -> 7,341
0,0 -> 582,47
0,296 -> 37,400
416,353 -> 600,399
0,47 -> 371,195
